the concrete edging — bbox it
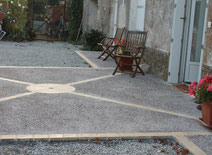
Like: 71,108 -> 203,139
0,132 -> 211,155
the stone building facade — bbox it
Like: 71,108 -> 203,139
203,1 -> 212,76
83,0 -> 212,83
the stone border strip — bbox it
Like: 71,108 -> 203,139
68,73 -> 121,85
0,77 -> 34,85
70,92 -> 198,121
0,66 -> 114,70
0,92 -> 35,103
75,51 -> 99,69
174,135 -> 207,155
0,132 -> 211,155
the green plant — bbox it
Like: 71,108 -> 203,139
1,0 -> 28,41
189,74 -> 212,104
67,0 -> 83,41
82,29 -> 104,51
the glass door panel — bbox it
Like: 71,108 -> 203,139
190,0 -> 206,62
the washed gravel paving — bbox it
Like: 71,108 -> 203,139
0,41 -> 88,67
0,139 -> 192,155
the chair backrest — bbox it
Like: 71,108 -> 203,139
114,27 -> 125,40
125,31 -> 147,53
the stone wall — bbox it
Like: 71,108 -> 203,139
83,0 -> 114,37
142,48 -> 169,81
142,0 -> 174,80
144,0 -> 174,53
202,0 -> 212,76
82,0 -> 98,31
203,0 -> 212,76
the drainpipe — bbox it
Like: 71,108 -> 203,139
113,0 -> 118,36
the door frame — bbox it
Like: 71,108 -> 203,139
168,0 -> 186,84
168,0 -> 209,83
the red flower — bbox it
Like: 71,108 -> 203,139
204,74 -> 212,84
189,81 -> 197,96
207,84 -> 212,92
197,79 -> 206,89
121,40 -> 125,45
114,37 -> 118,44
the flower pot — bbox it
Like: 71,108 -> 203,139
0,11 -> 5,21
199,101 -> 212,129
116,56 -> 133,71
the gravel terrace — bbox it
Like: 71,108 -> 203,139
0,41 -> 211,154
0,139 -> 191,155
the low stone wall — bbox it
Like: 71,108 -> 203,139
142,47 -> 169,81
202,65 -> 212,77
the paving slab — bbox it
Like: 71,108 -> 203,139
0,41 -> 88,67
0,68 -> 113,84
0,93 -> 209,135
186,135 -> 212,154
74,73 -> 201,118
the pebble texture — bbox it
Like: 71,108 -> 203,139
0,93 -> 208,135
0,139 -> 192,155
0,41 -> 88,67
186,135 -> 212,155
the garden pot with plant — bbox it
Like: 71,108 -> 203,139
115,38 -> 133,71
189,74 -> 212,129
116,56 -> 133,71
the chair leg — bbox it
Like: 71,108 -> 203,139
103,54 -> 110,61
131,58 -> 144,77
103,47 -> 116,61
113,57 -> 122,75
98,51 -> 105,59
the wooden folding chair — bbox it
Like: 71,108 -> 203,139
97,27 -> 125,61
113,31 -> 148,77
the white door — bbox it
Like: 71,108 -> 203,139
184,0 -> 206,82
168,0 -> 186,83
135,0 -> 146,31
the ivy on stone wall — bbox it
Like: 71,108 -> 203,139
67,0 -> 83,41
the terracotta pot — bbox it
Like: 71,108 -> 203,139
116,56 -> 133,71
0,11 -> 5,21
201,101 -> 212,129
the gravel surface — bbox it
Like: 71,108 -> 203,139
0,41 -> 88,67
0,139 -> 192,155
186,135 -> 212,155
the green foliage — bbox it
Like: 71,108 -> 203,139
2,0 -> 28,41
82,29 -> 104,51
67,0 -> 83,41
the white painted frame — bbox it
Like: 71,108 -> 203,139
135,0 -> 146,31
113,0 -> 118,36
184,0 -> 197,82
168,0 -> 186,83
184,0 -> 208,82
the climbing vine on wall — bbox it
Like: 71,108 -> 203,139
67,0 -> 83,41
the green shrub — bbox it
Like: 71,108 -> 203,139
82,29 -> 104,51
67,0 -> 83,42
2,0 -> 28,41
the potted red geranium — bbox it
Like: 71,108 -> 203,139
189,74 -> 212,129
114,37 -> 133,71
